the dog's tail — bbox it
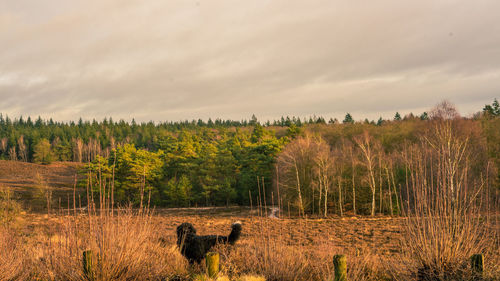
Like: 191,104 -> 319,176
228,221 -> 242,245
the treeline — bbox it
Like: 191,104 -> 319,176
0,109 -> 433,164
0,114 -> 320,163
1,99 -> 499,212
277,100 -> 500,216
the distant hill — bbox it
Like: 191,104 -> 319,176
0,160 -> 84,212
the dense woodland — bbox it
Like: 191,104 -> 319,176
0,99 -> 499,214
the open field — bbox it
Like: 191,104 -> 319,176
1,207 -> 497,281
154,208 -> 402,255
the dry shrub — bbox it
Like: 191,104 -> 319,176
400,117 -> 499,280
0,186 -> 23,225
30,208 -> 188,281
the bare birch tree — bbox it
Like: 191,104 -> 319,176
354,131 -> 380,216
277,134 -> 333,216
315,139 -> 334,216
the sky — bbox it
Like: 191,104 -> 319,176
1,0 -> 499,123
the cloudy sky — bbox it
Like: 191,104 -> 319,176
1,0 -> 499,123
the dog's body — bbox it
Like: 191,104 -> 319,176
176,222 -> 242,264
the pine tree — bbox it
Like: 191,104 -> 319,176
420,112 -> 429,120
394,112 -> 402,121
493,98 -> 500,115
249,114 -> 258,126
343,113 -> 354,124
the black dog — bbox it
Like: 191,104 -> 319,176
176,221 -> 242,264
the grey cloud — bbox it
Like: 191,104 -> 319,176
0,0 -> 499,122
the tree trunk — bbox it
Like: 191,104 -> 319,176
324,174 -> 328,217
338,175 -> 343,217
318,170 -> 323,216
294,159 -> 304,217
351,148 -> 356,216
385,166 -> 393,216
379,154 -> 383,214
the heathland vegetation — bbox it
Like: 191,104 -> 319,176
0,100 -> 498,280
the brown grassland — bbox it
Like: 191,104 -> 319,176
1,206 -> 498,281
0,158 -> 499,281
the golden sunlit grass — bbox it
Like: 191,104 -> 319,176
0,206 -> 498,280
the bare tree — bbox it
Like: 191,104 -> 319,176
18,136 -> 28,162
314,139 -> 334,216
73,138 -> 83,162
8,146 -> 16,161
277,134 -> 333,216
429,100 -> 460,120
384,163 -> 393,216
277,137 -> 309,215
354,131 -> 380,216
345,141 -> 357,216
0,138 -> 7,154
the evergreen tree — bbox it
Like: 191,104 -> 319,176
286,123 -> 300,138
249,114 -> 258,126
420,112 -> 429,120
250,123 -> 265,143
343,113 -> 354,124
33,139 -> 55,164
394,112 -> 402,121
494,98 -> 500,115
377,117 -> 384,126
483,98 -> 500,117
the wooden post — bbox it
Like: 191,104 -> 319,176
206,252 -> 219,278
333,254 -> 347,281
470,254 -> 484,276
83,250 -> 94,280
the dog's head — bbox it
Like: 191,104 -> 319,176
176,222 -> 196,247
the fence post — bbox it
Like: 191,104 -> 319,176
470,254 -> 484,276
206,252 -> 220,278
83,250 -> 94,281
333,254 -> 347,281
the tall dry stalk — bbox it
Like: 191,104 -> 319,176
0,228 -> 26,281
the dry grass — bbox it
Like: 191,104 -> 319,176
0,227 -> 27,281
24,209 -> 189,281
0,206 -> 498,280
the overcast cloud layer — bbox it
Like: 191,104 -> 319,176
1,0 -> 499,122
